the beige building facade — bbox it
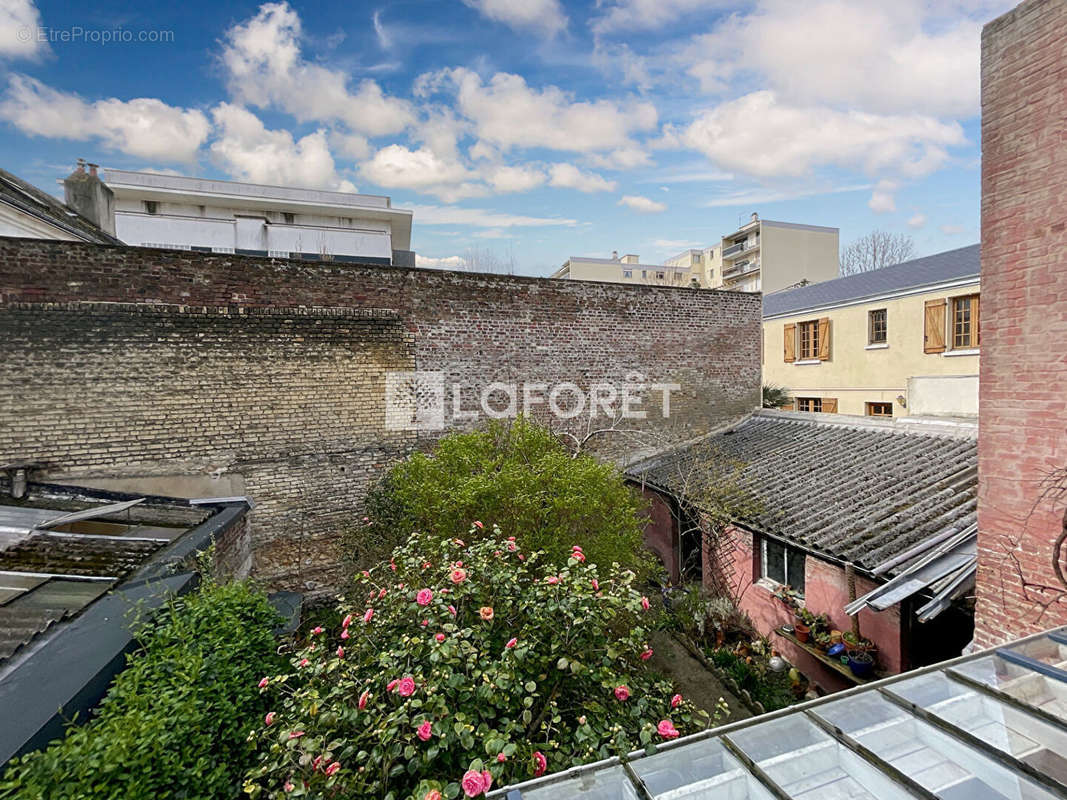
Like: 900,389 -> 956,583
762,245 -> 980,418
550,252 -> 700,286
716,213 -> 840,293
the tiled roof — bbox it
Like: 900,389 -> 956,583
627,411 -> 977,573
763,244 -> 980,318
0,168 -> 122,245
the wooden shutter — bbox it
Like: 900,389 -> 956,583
817,317 -> 831,360
821,398 -> 838,413
784,323 -> 796,363
781,401 -> 795,411
924,299 -> 946,353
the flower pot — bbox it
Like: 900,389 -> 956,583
848,651 -> 875,678
794,623 -> 810,643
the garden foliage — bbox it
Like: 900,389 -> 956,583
245,527 -> 712,799
0,578 -> 283,800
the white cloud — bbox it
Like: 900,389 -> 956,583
417,254 -> 468,268
222,2 -> 414,136
210,103 -> 355,191
372,10 -> 392,49
678,91 -> 965,181
593,0 -> 729,34
869,180 -> 898,214
618,195 -> 666,213
409,204 -> 577,228
908,212 -> 927,229
940,223 -> 966,235
360,144 -> 485,200
702,182 -> 871,207
462,0 -> 567,36
423,67 -> 656,155
487,164 -> 546,193
0,0 -> 46,59
683,0 -> 995,117
548,163 -> 617,193
0,74 -> 210,162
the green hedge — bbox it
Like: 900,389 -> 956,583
0,578 -> 283,800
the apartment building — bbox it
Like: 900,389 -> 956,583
715,213 -> 840,293
82,166 -> 414,266
663,246 -> 722,288
762,245 -> 980,417
550,252 -> 699,286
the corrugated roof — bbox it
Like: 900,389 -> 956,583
763,244 -> 980,318
627,411 -> 977,573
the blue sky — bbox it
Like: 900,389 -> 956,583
0,0 -> 1009,275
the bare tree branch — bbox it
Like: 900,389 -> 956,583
840,230 -> 916,275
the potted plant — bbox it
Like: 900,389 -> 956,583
847,650 -> 875,678
794,621 -> 811,643
813,631 -> 831,653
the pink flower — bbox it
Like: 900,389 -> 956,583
505,637 -> 517,649
361,570 -> 370,577
265,711 -> 276,726
545,576 -> 559,585
288,731 -> 304,739
342,614 -> 353,628
325,762 -> 341,776
641,596 -> 650,610
451,568 -> 467,584
311,626 -> 324,635
435,632 -> 446,642
417,720 -> 433,741
482,771 -> 493,792
258,677 -> 269,689
454,539 -> 466,547
284,780 -> 294,792
640,648 -> 654,661
448,605 -> 457,616
358,690 -> 369,709
387,679 -> 399,692
340,629 -> 350,640
507,536 -> 516,541
379,587 -> 387,599
398,676 -> 416,697
473,520 -> 484,529
363,608 -> 374,623
461,770 -> 486,797
506,542 -> 518,552
497,753 -> 507,763
571,550 -> 586,562
517,554 -> 525,561
299,658 -> 310,668
671,693 -> 683,709
657,719 -> 680,739
312,755 -> 323,771
423,561 -> 432,569
336,646 -> 345,658
479,606 -> 494,621
421,619 -> 429,627
591,579 -> 599,591
533,751 -> 547,777
425,792 -> 442,800
572,544 -> 583,552
455,561 -> 463,568
614,685 -> 630,701
416,588 -> 434,606
390,561 -> 397,571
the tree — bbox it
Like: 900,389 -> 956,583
353,418 -> 655,581
245,529 -> 717,799
840,230 -> 916,275
762,384 -> 791,409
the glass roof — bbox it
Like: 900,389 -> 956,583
490,627 -> 1067,800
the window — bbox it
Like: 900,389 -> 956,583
623,270 -> 632,278
796,397 -> 821,413
951,294 -> 980,349
761,538 -> 805,595
867,402 -> 893,417
283,212 -> 295,224
799,321 -> 821,360
144,200 -> 157,215
869,309 -> 887,344
641,270 -> 647,278
656,271 -> 666,280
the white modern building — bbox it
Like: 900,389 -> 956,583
715,213 -> 840,293
99,168 -> 414,266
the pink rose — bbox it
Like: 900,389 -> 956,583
505,637 -> 517,649
311,626 -> 324,635
298,658 -> 309,668
363,608 -> 374,623
416,588 -> 433,606
284,780 -> 294,792
417,720 -> 433,741
497,753 -> 507,763
545,576 -> 559,585
423,561 -> 432,569
425,792 -> 442,800
591,579 -> 599,591
265,711 -> 275,726
473,520 -> 484,529
462,769 -> 486,797
448,605 -> 457,616
517,554 -> 525,561
421,619 -> 429,627
454,539 -> 466,547
358,690 -> 369,709
507,536 -> 516,541
312,755 -> 323,771
336,646 -> 345,658
342,614 -> 353,628
671,693 -> 683,708
258,677 -> 269,689
614,685 -> 630,701
435,632 -> 446,642
572,544 -> 583,552
482,771 -> 493,792
387,679 -> 399,692
657,719 -> 680,739
325,761 -> 341,776
506,542 -> 518,552
390,561 -> 397,571
640,648 -> 654,661
533,751 -> 547,777
571,550 -> 586,562
288,730 -> 304,739
398,676 -> 416,697
451,568 -> 467,584
340,629 -> 350,640
641,596 -> 650,610
379,587 -> 387,599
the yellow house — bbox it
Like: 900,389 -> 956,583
762,245 -> 980,417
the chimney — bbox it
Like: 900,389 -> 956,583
611,250 -> 619,260
750,211 -> 759,222
64,159 -> 116,236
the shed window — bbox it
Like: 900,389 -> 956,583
761,538 -> 805,595
867,402 -> 893,417
796,397 -> 821,413
869,309 -> 887,344
952,294 -> 980,349
798,320 -> 819,360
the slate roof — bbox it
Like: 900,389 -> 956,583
0,167 -> 122,245
627,411 -> 977,574
763,244 -> 980,318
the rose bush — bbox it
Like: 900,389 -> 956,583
244,527 -> 715,800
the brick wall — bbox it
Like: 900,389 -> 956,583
0,238 -> 761,589
976,0 -> 1067,644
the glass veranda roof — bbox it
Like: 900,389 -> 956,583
490,627 -> 1067,800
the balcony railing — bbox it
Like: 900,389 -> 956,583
722,242 -> 745,257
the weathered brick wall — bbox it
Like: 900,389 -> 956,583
0,238 -> 761,589
976,0 -> 1067,644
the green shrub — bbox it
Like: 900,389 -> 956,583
0,578 -> 284,800
245,528 -> 716,800
354,417 -> 654,580
708,648 -> 794,712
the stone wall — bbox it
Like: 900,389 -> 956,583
976,0 -> 1067,643
0,238 -> 761,589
